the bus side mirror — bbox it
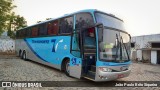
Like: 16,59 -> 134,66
129,34 -> 131,40
94,23 -> 103,28
95,23 -> 103,42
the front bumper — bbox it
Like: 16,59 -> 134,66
95,69 -> 131,81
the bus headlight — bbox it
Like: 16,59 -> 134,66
99,67 -> 112,72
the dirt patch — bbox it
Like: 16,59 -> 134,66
0,55 -> 19,59
144,70 -> 160,74
0,62 -> 12,68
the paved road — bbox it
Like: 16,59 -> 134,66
0,55 -> 160,90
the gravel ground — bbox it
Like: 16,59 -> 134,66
0,57 -> 76,81
0,55 -> 160,90
118,62 -> 160,81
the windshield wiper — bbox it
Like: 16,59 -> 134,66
115,34 -> 120,61
120,36 -> 130,60
115,34 -> 124,61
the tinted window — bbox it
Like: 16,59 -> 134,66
39,24 -> 47,36
26,28 -> 31,37
47,20 -> 59,35
59,16 -> 73,34
23,29 -> 27,37
76,13 -> 94,29
95,12 -> 125,30
16,30 -> 20,38
18,30 -> 21,38
31,26 -> 38,37
19,29 -> 26,38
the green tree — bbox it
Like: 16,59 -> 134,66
46,18 -> 52,20
0,0 -> 16,35
8,12 -> 27,31
0,0 -> 27,38
7,12 -> 27,38
37,21 -> 42,23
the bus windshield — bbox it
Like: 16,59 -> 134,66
95,12 -> 125,31
95,12 -> 131,62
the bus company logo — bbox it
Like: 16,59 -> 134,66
72,58 -> 77,65
51,39 -> 63,52
32,40 -> 49,44
2,82 -> 11,87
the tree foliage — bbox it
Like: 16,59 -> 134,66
8,12 -> 27,30
0,0 -> 27,38
0,0 -> 15,34
8,12 -> 27,38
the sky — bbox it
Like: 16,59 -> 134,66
14,0 -> 160,36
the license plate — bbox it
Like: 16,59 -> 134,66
117,74 -> 124,78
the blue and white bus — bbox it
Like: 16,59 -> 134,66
16,9 -> 131,81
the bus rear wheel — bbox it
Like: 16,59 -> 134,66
64,59 -> 70,76
19,50 -> 22,57
22,51 -> 27,60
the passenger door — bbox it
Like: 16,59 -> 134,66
70,15 -> 82,78
81,27 -> 97,79
70,30 -> 82,78
70,13 -> 96,78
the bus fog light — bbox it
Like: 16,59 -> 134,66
99,67 -> 112,72
99,75 -> 108,79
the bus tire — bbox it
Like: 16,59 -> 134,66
19,50 -> 22,57
22,51 -> 27,60
64,59 -> 70,76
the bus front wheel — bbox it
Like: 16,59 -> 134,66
64,59 -> 70,76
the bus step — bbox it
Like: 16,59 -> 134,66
83,76 -> 95,81
86,70 -> 95,80
84,49 -> 96,53
90,65 -> 96,72
84,52 -> 96,55
84,46 -> 96,49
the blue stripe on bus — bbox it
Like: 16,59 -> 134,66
24,39 -> 48,62
96,60 -> 131,66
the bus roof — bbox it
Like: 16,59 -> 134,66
18,9 -> 122,30
40,9 -> 97,24
18,9 -> 96,30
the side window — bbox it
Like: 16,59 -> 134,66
26,28 -> 31,37
19,29 -> 26,38
76,13 -> 96,48
59,16 -> 73,34
16,30 -> 20,38
31,26 -> 38,37
19,30 -> 22,38
76,13 -> 94,29
23,29 -> 27,38
47,20 -> 59,35
39,24 -> 47,36
76,13 -> 95,37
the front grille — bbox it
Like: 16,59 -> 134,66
112,68 -> 128,72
